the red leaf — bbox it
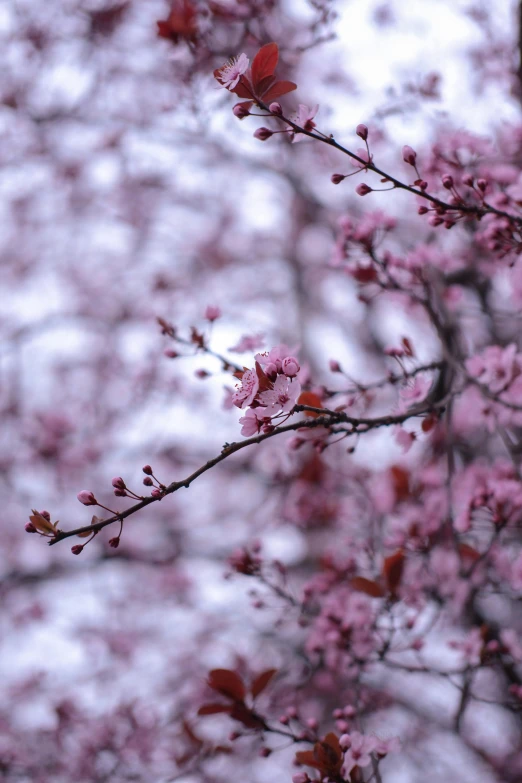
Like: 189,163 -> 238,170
458,543 -> 481,563
295,750 -> 322,770
352,266 -> 378,283
401,336 -> 414,357
383,550 -> 405,597
390,465 -> 410,501
251,668 -> 277,698
297,391 -> 323,416
255,361 -> 273,393
421,413 -> 437,432
316,733 -> 343,775
229,703 -> 265,729
230,78 -> 255,100
251,43 -> 279,87
207,669 -> 246,701
198,703 -> 233,715
350,576 -> 385,598
262,80 -> 298,102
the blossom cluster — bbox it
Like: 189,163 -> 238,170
233,345 -> 301,436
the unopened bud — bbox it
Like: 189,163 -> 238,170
428,216 -> 443,227
232,103 -> 250,119
418,205 -> 428,214
356,123 -> 368,141
477,178 -> 487,192
25,523 -> 37,533
112,477 -> 126,490
355,183 -> 372,196
71,545 -> 84,555
402,145 -> 417,165
151,488 -> 163,499
77,491 -> 97,506
331,173 -> 346,185
254,127 -> 273,141
142,465 -> 153,475
442,175 -> 453,189
269,102 -> 282,116
329,359 -> 342,373
143,476 -> 153,486
462,173 -> 473,186
108,537 -> 120,548
164,349 -> 178,358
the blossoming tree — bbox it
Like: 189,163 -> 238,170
3,0 -> 522,781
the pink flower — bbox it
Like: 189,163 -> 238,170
466,344 -> 520,394
341,732 -> 378,774
239,408 -> 264,437
218,53 -> 249,90
228,333 -> 265,353
399,376 -> 432,409
292,104 -> 318,137
232,367 -> 259,409
255,344 -> 296,370
258,375 -> 301,415
204,305 -> 221,321
394,426 -> 416,452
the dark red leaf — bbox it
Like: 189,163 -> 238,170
251,668 -> 277,698
255,361 -> 273,393
262,80 -> 297,102
207,669 -> 246,701
390,465 -> 410,501
229,703 -> 265,729
295,750 -> 322,770
383,550 -> 405,597
251,43 -> 278,87
198,703 -> 233,715
297,391 -> 323,416
350,576 -> 385,598
352,266 -> 378,283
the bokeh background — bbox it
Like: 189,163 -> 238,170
1,1 -> 520,781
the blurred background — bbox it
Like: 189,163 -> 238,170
1,1 -> 521,781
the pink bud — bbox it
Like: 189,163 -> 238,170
306,717 -> 318,729
25,522 -> 37,533
269,102 -> 282,116
442,175 -> 453,189
142,465 -> 153,475
355,183 -> 372,196
339,734 -> 352,750
254,127 -> 273,141
259,747 -> 271,758
462,173 -> 473,186
77,491 -> 97,506
331,173 -> 346,184
428,215 -> 443,227
113,489 -> 127,497
292,775 -> 310,783
402,145 -> 417,165
71,545 -> 84,555
418,180 -> 428,190
418,205 -> 428,215
112,477 -> 126,489
164,349 -> 178,358
143,477 -> 153,486
356,123 -> 368,141
108,537 -> 120,548
282,356 -> 300,377
195,369 -> 210,378
329,359 -> 342,373
444,220 -> 456,229
477,178 -> 487,192
151,488 -> 162,499
40,510 -> 51,521
204,305 -> 221,322
233,103 -> 250,119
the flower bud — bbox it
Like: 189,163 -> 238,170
442,175 -> 453,189
477,178 -> 487,192
204,305 -> 221,321
292,774 -> 310,783
402,145 -> 417,165
355,183 -> 372,196
329,359 -> 342,373
25,522 -> 37,533
40,510 -> 51,521
282,356 -> 300,377
428,215 -> 443,227
418,205 -> 428,215
233,103 -> 250,119
462,173 -> 473,186
356,123 -> 368,141
339,734 -> 352,750
331,173 -> 346,184
151,488 -> 163,499
164,349 -> 178,358
112,477 -> 126,489
269,102 -> 282,116
114,489 -> 127,496
254,127 -> 273,141
108,537 -> 120,548
77,491 -> 97,506
71,544 -> 84,555
143,477 -> 153,486
142,465 -> 153,475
